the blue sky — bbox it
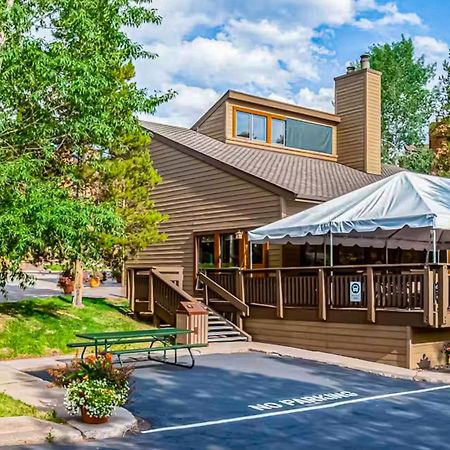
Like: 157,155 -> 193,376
130,0 -> 450,126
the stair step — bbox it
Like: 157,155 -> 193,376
208,330 -> 240,337
208,325 -> 234,332
208,335 -> 248,343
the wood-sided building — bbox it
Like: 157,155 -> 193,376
127,56 -> 450,369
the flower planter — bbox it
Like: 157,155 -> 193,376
81,407 -> 109,424
89,277 -> 101,288
63,283 -> 74,294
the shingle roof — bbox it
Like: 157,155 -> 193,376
141,121 -> 403,202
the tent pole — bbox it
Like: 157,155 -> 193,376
249,242 -> 253,270
433,229 -> 437,264
329,231 -> 334,267
385,242 -> 389,264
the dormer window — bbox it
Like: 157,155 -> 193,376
236,111 -> 267,141
234,107 -> 332,155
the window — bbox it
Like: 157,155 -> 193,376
252,114 -> 267,141
236,111 -> 266,142
236,111 -> 251,138
221,234 -> 238,267
250,243 -> 264,265
198,235 -> 215,269
271,118 -> 286,145
234,108 -> 333,154
286,119 -> 332,154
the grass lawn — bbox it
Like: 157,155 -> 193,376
0,392 -> 61,422
0,296 -> 151,359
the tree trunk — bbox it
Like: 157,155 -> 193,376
72,259 -> 84,307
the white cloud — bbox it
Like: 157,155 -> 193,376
294,87 -> 335,112
130,0 -> 426,127
142,85 -> 221,127
413,36 -> 449,61
354,2 -> 421,30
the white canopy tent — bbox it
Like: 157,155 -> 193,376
248,171 -> 450,264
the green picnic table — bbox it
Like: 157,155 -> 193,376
68,328 -> 206,368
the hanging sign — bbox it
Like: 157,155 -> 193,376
349,281 -> 361,303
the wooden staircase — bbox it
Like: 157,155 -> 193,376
206,307 -> 250,343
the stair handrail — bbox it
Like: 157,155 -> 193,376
198,272 -> 249,315
152,268 -> 196,302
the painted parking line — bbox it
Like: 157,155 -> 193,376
142,384 -> 450,435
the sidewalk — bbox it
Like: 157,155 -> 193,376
0,360 -> 137,446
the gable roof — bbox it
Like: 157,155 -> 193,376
141,120 -> 403,202
191,90 -> 340,131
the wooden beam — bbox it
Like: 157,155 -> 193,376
438,264 -> 448,327
366,267 -> 376,323
235,270 -> 245,302
423,267 -> 435,326
148,271 -> 154,314
198,272 -> 249,315
129,268 -> 135,311
318,269 -> 327,321
203,284 -> 209,306
276,270 -> 284,319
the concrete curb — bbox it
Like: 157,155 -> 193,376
0,363 -> 139,446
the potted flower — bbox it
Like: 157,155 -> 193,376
57,270 -> 75,294
89,271 -> 102,288
49,354 -> 133,424
111,268 -> 122,284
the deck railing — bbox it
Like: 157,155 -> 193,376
127,267 -> 195,325
204,264 -> 449,327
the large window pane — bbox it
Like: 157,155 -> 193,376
250,243 -> 264,265
252,114 -> 267,141
271,119 -> 286,145
198,235 -> 215,269
236,111 -> 250,138
221,234 -> 238,267
286,119 -> 332,153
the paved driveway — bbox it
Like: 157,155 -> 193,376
13,352 -> 450,449
0,273 -> 123,302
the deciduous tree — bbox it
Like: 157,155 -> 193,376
369,36 -> 437,163
0,0 -> 172,304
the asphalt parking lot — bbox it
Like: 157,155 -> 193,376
12,352 -> 450,449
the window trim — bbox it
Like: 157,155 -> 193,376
232,106 -> 335,156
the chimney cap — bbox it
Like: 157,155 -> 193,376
360,54 -> 370,69
346,64 -> 356,74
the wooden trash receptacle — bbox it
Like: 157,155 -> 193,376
176,302 -> 208,345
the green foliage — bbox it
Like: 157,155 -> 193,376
369,36 -> 437,162
398,145 -> 434,174
102,132 -> 168,271
0,392 -> 62,423
0,0 -> 172,289
0,296 -> 150,359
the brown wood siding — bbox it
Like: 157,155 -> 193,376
335,69 -> 381,175
196,102 -> 226,142
365,72 -> 381,174
132,139 -> 282,294
410,327 -> 450,369
245,318 -> 408,367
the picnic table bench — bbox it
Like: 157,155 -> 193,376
68,328 -> 206,368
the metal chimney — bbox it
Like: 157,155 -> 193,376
360,54 -> 370,70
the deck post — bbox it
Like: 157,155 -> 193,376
438,264 -> 448,327
423,267 -> 435,326
129,268 -> 135,311
235,270 -> 246,304
148,270 -> 154,314
276,269 -> 284,319
318,269 -> 327,321
366,267 -> 376,323
203,284 -> 209,306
